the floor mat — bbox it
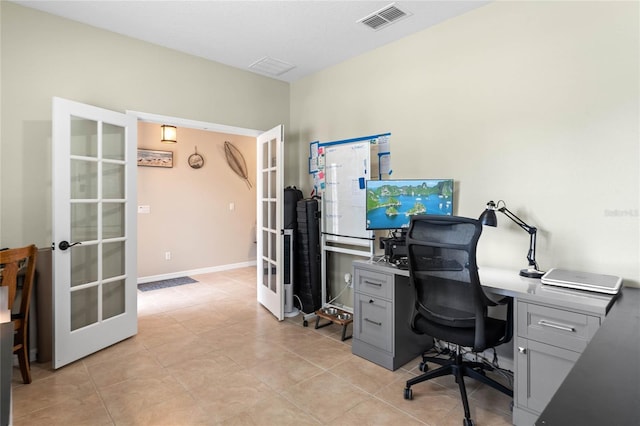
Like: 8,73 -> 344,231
137,276 -> 198,292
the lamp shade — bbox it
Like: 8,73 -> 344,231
161,125 -> 177,144
479,201 -> 498,227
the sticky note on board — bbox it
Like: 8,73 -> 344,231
359,177 -> 365,189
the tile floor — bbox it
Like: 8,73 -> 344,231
10,267 -> 513,425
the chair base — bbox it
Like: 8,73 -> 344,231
404,351 -> 512,426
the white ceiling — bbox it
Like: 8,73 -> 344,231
13,0 -> 489,83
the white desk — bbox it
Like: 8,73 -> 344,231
351,259 -> 617,425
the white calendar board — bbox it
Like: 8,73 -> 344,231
323,141 -> 370,244
319,133 -> 390,246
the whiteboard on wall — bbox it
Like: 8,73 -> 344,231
321,134 -> 389,245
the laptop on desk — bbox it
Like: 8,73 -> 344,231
541,268 -> 623,295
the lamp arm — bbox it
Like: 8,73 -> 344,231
498,206 -> 535,235
528,231 -> 539,269
499,206 -> 539,269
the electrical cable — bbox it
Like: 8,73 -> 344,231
327,280 -> 351,305
427,340 -> 514,389
293,294 -> 305,313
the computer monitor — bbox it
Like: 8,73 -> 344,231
365,178 -> 454,232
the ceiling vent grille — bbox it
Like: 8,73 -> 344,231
359,3 -> 411,31
249,56 -> 295,76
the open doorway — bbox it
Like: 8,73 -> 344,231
131,112 -> 262,284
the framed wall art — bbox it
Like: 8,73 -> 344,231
137,149 -> 173,168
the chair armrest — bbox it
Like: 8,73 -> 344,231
499,297 -> 514,345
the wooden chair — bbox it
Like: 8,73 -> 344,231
0,245 -> 37,384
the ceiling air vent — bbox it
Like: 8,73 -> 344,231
249,56 -> 295,77
359,3 -> 411,31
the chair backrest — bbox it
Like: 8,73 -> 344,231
0,245 -> 37,324
406,215 -> 494,349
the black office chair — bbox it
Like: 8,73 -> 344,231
403,215 -> 513,426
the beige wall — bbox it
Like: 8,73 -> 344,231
0,2 -> 289,250
291,1 -> 640,288
137,123 -> 256,278
2,1 -> 638,288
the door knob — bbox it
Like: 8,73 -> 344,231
518,347 -> 527,354
58,241 -> 81,251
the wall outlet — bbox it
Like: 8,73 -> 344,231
165,251 -> 171,260
345,272 -> 353,288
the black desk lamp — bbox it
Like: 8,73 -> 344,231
479,200 -> 545,279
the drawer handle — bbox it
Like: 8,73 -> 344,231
538,320 -> 576,332
364,318 -> 382,326
363,280 -> 383,287
518,346 -> 527,354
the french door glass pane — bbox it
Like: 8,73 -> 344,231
103,163 -> 125,199
270,138 -> 278,167
71,203 -> 98,241
71,244 -> 98,287
269,263 -> 277,292
261,260 -> 269,287
262,170 -> 269,198
103,123 -> 125,161
103,203 -> 125,239
262,141 -> 269,168
269,168 -> 276,198
269,231 -> 276,263
262,260 -> 276,292
269,201 -> 276,230
71,159 -> 98,199
103,241 -> 125,280
71,286 -> 98,331
262,230 -> 269,259
103,279 -> 125,320
70,116 -> 97,158
261,201 -> 268,228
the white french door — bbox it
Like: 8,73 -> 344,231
52,97 -> 138,368
256,125 -> 284,320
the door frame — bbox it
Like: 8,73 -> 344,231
128,111 -> 262,139
128,111 -> 264,283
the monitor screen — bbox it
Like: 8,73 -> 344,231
365,179 -> 454,231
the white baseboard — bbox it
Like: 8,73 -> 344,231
137,260 -> 257,284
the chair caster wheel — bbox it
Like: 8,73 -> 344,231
404,387 -> 413,400
303,320 -> 308,327
463,418 -> 474,426
419,361 -> 429,372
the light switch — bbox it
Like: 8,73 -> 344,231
138,205 -> 150,214
229,203 -> 235,211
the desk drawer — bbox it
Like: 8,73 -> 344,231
354,268 -> 393,300
354,293 -> 392,352
517,301 -> 600,352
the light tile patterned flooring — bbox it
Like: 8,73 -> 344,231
11,267 -> 513,425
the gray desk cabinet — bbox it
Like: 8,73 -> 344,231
513,298 -> 604,425
351,262 -> 430,370
351,260 -> 617,425
536,288 -> 640,426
